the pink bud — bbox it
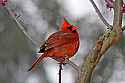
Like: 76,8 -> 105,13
121,3 -> 125,13
105,0 -> 113,10
0,0 -> 8,6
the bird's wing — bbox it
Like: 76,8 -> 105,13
39,32 -> 76,52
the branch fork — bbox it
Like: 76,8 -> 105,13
80,0 -> 124,83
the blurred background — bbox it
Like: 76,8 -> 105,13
0,0 -> 125,83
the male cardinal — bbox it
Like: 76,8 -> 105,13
28,17 -> 80,71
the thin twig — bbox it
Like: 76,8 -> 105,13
4,6 -> 38,46
59,64 -> 62,83
66,60 -> 81,83
89,0 -> 113,29
67,60 -> 80,72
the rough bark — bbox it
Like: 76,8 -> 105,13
80,0 -> 123,83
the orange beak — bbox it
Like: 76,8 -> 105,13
72,26 -> 79,31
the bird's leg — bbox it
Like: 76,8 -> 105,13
57,55 -> 69,65
64,55 -> 69,64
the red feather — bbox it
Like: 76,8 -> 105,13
28,17 -> 80,71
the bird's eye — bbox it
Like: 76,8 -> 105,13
72,30 -> 76,33
67,26 -> 72,30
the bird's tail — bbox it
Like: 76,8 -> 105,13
28,54 -> 45,72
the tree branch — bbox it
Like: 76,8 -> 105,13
3,6 -> 38,46
80,0 -> 123,83
89,0 -> 113,29
67,60 -> 80,71
113,0 -> 123,33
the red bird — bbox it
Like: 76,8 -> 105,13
28,17 -> 80,71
